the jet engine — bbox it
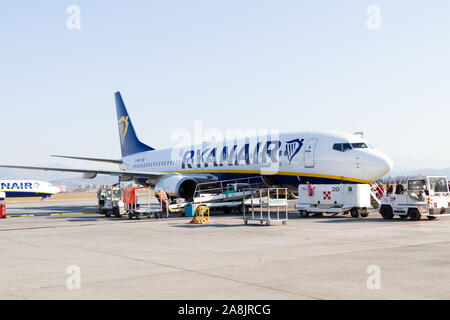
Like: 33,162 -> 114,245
154,175 -> 199,200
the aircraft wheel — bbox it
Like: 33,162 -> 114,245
380,205 -> 394,219
350,208 -> 360,218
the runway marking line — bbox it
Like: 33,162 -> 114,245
184,217 -> 450,232
3,212 -> 97,219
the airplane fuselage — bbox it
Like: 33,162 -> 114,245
120,131 -> 392,197
0,180 -> 60,198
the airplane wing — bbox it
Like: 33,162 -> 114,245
51,155 -> 123,164
0,164 -> 165,181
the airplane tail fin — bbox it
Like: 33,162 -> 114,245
115,91 -> 154,157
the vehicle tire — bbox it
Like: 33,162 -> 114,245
128,214 -> 133,219
300,210 -> 309,218
427,216 -> 437,220
201,218 -> 207,224
380,205 -> 394,219
105,211 -> 111,218
113,208 -> 121,218
350,208 -> 360,218
360,211 -> 369,218
409,208 -> 421,221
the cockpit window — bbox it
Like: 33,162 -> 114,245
333,143 -> 343,152
342,143 -> 352,152
333,143 -> 353,152
351,143 -> 368,149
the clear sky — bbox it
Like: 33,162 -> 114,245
1,0 -> 449,174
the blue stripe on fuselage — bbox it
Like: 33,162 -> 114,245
4,191 -> 54,198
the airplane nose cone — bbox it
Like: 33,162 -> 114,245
359,150 -> 394,181
378,154 -> 394,176
51,186 -> 60,194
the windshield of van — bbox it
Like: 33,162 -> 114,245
408,180 -> 427,191
428,177 -> 449,193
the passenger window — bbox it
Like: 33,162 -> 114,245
333,144 -> 343,152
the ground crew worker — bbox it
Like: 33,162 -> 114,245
157,190 -> 169,219
395,181 -> 405,194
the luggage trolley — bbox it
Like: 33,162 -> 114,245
123,187 -> 162,219
243,188 -> 288,226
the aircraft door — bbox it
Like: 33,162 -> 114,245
304,138 -> 318,168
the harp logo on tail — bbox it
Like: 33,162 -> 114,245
285,138 -> 304,164
118,116 -> 129,144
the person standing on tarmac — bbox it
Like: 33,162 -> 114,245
395,181 -> 405,194
156,190 -> 169,219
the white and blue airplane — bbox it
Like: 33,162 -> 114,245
0,180 -> 60,199
0,92 -> 393,200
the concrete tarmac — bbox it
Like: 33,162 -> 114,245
1,196 -> 450,299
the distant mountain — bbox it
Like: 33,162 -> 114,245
50,176 -> 119,188
0,167 -> 76,181
389,168 -> 450,178
0,163 -> 119,186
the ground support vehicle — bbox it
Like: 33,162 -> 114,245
295,184 -> 373,218
189,204 -> 210,224
243,188 -> 288,226
123,187 -> 162,220
379,176 -> 450,221
97,186 -> 124,217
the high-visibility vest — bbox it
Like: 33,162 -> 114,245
158,191 -> 168,201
